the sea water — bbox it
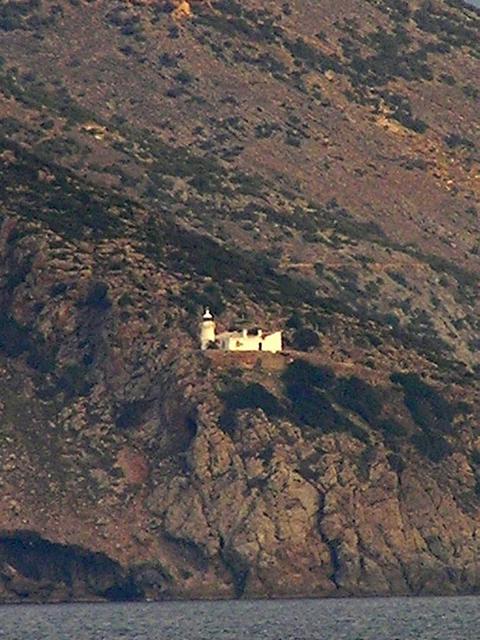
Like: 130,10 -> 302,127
0,596 -> 477,640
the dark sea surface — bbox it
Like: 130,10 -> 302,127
0,596 -> 478,640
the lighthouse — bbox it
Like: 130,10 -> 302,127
200,308 -> 216,350
199,307 -> 282,352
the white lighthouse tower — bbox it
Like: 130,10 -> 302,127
200,308 -> 216,350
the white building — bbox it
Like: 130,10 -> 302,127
200,308 -> 282,353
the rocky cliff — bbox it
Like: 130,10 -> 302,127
0,0 -> 479,602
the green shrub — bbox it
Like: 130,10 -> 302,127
0,314 -> 30,357
0,0 -> 47,32
411,432 -> 452,463
334,376 -> 384,425
391,372 -> 456,461
463,84 -> 479,100
83,281 -> 111,310
286,313 -> 303,330
117,293 -> 134,307
288,384 -> 338,427
219,382 -> 284,434
444,133 -> 475,150
115,400 -> 150,430
378,419 -> 407,439
50,282 -> 68,298
387,452 -> 406,473
157,224 -> 318,310
221,382 -> 283,415
1,139 -> 129,240
5,256 -> 33,293
25,339 -> 57,374
285,37 -> 341,73
56,363 -> 91,398
281,360 -> 369,442
414,2 -> 479,52
282,359 -> 336,392
391,372 -> 456,432
291,328 -> 320,352
175,70 -> 194,85
255,122 -> 280,139
181,282 -> 225,316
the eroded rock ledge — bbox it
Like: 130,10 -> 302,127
0,531 -> 142,603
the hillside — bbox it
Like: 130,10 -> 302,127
0,0 -> 479,601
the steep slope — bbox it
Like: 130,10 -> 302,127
0,0 -> 479,601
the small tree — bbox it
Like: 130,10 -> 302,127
292,327 -> 320,352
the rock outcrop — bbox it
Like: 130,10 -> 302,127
0,0 -> 479,601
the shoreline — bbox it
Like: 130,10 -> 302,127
1,590 -> 480,608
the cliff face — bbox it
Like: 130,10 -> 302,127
0,0 -> 479,601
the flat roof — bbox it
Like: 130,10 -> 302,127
217,330 -> 281,340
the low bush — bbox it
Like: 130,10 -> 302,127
25,339 -> 57,374
219,382 -> 284,434
0,0 -> 53,32
285,37 -> 341,73
444,133 -> 475,150
475,478 -> 480,498
0,313 -> 30,357
221,382 -> 283,415
281,360 -> 369,442
115,400 -> 150,430
391,372 -> 456,429
334,376 -> 384,425
391,372 -> 455,462
291,328 -> 320,352
1,139 -> 129,240
378,419 -> 407,439
56,363 -> 91,399
411,432 -> 452,463
288,384 -> 337,425
387,452 -> 406,473
414,2 -> 479,52
282,359 -> 336,392
83,281 -> 112,310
